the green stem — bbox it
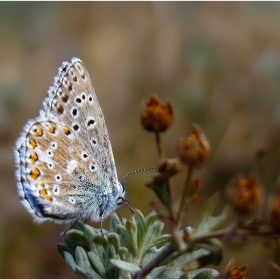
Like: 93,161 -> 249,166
177,165 -> 194,226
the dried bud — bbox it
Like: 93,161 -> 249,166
178,124 -> 211,168
140,95 -> 173,133
226,175 -> 262,216
146,158 -> 183,186
145,158 -> 183,210
268,195 -> 280,231
221,258 -> 248,279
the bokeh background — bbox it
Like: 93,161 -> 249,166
1,1 -> 280,278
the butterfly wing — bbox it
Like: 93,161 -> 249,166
44,58 -> 118,189
14,58 -> 122,224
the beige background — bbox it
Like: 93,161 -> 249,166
1,2 -> 280,278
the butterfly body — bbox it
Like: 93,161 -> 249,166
14,57 -> 125,224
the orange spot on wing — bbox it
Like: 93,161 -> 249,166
30,167 -> 40,180
30,152 -> 38,163
45,196 -> 52,202
34,127 -> 43,137
62,127 -> 71,135
40,189 -> 47,196
49,125 -> 56,134
29,138 -> 37,149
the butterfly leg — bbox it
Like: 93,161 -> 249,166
100,219 -> 104,237
122,198 -> 135,214
60,218 -> 88,237
60,219 -> 79,237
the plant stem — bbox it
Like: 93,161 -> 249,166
134,224 -> 280,279
134,243 -> 176,279
155,132 -> 163,158
177,165 -> 194,226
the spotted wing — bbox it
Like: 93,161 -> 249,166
44,58 -> 118,189
14,58 -> 119,223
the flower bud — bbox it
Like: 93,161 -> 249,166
226,175 -> 262,216
140,95 -> 173,133
221,258 -> 248,279
178,124 -> 211,168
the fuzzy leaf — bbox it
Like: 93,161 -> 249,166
110,259 -> 140,273
65,229 -> 89,244
192,193 -> 220,235
145,212 -> 159,228
90,239 -> 105,262
118,247 -> 128,260
125,220 -> 138,255
189,268 -> 220,279
83,224 -> 99,240
75,246 -> 94,274
72,220 -> 87,232
159,248 -> 210,278
147,266 -> 167,278
116,224 -> 130,245
64,251 -> 77,271
93,235 -> 108,249
87,251 -> 107,278
205,205 -> 230,232
105,244 -> 119,278
154,234 -> 171,247
57,243 -> 68,259
109,212 -> 122,234
64,232 -> 89,255
149,179 -> 172,209
134,209 -> 147,248
107,233 -> 121,254
75,266 -> 99,279
181,179 -> 199,211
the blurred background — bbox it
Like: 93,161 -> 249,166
1,1 -> 280,278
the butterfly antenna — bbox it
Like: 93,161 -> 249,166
119,166 -> 157,183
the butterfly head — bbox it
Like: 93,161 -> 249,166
114,181 -> 134,214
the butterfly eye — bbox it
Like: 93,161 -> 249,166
120,183 -> 126,194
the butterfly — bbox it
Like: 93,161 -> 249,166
14,57 -> 133,229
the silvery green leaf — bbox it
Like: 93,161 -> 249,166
64,251 -> 77,272
83,224 -> 99,240
154,234 -> 171,247
110,259 -> 140,274
57,243 -> 68,259
159,248 -> 210,278
105,243 -> 119,278
188,268 -> 220,279
75,246 -> 95,275
87,251 -> 107,278
107,233 -> 121,254
109,212 -> 122,233
205,205 -> 230,232
65,229 -> 89,244
75,266 -> 100,279
147,266 -> 167,278
192,193 -> 219,235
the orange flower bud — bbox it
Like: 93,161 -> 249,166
226,175 -> 262,216
221,258 -> 248,279
140,95 -> 173,133
268,195 -> 280,231
178,124 -> 211,168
